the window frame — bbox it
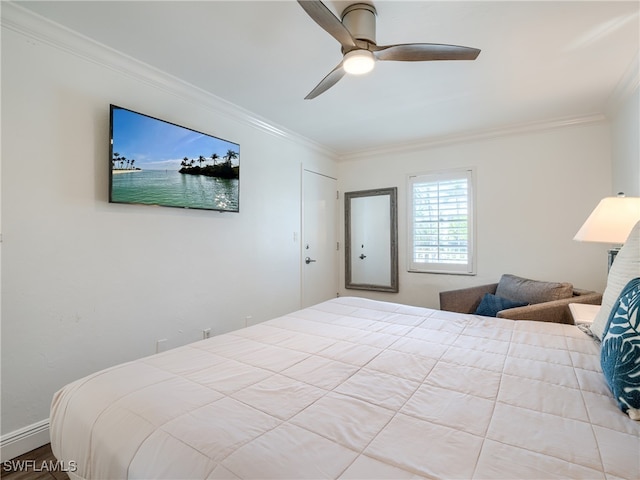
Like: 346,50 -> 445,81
407,167 -> 476,275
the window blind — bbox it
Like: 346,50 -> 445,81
408,169 -> 475,274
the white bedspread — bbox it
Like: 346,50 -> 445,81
50,297 -> 640,479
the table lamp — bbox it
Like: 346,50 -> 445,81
574,193 -> 640,270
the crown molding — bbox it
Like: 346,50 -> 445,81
337,113 -> 607,162
605,50 -> 639,115
1,2 -> 336,159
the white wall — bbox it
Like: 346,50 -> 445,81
0,7 -> 336,446
338,122 -> 612,308
611,86 -> 639,196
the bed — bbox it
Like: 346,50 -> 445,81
50,296 -> 640,479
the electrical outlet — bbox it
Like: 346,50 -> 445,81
203,328 -> 211,339
156,339 -> 168,353
244,315 -> 253,327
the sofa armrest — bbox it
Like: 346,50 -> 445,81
439,283 -> 498,314
572,289 -> 603,305
496,291 -> 602,324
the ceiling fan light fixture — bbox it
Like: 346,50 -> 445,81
298,0 -> 479,98
343,49 -> 375,75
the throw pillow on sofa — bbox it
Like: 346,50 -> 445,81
495,274 -> 573,304
474,293 -> 528,317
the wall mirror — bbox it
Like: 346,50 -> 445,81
345,187 -> 398,292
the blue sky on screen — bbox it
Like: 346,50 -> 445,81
112,108 -> 239,170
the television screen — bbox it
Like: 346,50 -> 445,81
109,105 -> 240,212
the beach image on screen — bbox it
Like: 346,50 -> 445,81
110,106 -> 239,212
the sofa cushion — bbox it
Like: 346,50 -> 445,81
591,220 -> 640,340
600,277 -> 640,420
495,274 -> 573,305
474,293 -> 528,317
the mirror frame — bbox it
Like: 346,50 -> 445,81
345,187 -> 398,292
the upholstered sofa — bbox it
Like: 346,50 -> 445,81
439,274 -> 602,324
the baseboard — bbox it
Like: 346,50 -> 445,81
0,419 -> 50,462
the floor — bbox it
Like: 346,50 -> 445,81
1,444 -> 70,480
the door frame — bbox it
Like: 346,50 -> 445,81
300,168 -> 339,308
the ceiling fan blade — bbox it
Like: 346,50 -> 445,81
373,43 -> 480,62
297,1 -> 356,50
305,62 -> 346,99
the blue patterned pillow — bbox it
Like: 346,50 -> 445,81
474,293 -> 528,317
600,277 -> 640,420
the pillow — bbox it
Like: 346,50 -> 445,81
495,274 -> 573,304
474,293 -> 529,317
600,277 -> 640,420
591,220 -> 640,340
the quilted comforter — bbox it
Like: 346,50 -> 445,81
50,297 -> 640,479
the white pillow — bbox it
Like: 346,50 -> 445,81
590,220 -> 640,340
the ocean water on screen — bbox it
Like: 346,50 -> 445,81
111,170 -> 238,211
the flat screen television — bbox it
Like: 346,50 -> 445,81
109,105 -> 240,212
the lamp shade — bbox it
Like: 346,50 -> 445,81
574,195 -> 640,244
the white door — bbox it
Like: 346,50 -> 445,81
302,170 -> 338,307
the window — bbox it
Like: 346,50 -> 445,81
408,168 -> 475,274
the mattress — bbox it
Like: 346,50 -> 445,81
50,297 -> 640,479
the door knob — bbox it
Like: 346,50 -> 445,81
305,257 -> 317,264
359,254 -> 367,259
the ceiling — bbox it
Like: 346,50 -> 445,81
15,1 -> 640,156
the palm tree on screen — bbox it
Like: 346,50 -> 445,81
224,150 -> 238,166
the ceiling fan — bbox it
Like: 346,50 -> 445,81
298,1 -> 481,99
